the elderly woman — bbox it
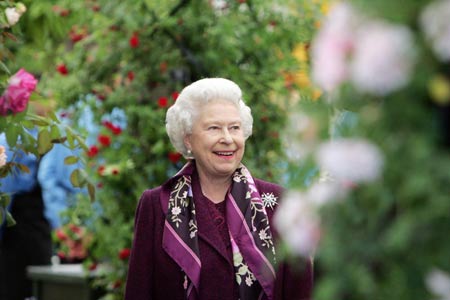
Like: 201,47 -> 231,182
124,78 -> 313,300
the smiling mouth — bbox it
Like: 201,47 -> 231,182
214,151 -> 234,157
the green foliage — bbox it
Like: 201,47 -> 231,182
9,0 -> 325,298
280,1 -> 450,300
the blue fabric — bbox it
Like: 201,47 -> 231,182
0,132 -> 84,230
0,132 -> 40,237
0,133 -> 39,196
38,143 -> 84,229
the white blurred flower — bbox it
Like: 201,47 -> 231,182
351,21 -> 416,95
5,7 -> 21,27
311,2 -> 360,92
16,3 -> 26,14
420,0 -> 450,62
425,268 -> 450,300
274,190 -> 321,257
283,112 -> 318,161
316,138 -> 383,183
305,179 -> 348,206
0,145 -> 7,167
209,0 -> 228,13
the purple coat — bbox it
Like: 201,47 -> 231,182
125,177 -> 313,300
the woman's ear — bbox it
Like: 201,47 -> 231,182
184,135 -> 191,151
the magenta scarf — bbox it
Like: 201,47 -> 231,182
162,162 -> 276,300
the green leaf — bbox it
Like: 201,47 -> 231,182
37,129 -> 54,155
64,155 -> 79,165
26,114 -> 51,126
47,111 -> 60,123
50,125 -> 61,140
66,128 -> 75,148
22,120 -> 35,130
5,125 -> 20,148
69,169 -> 87,188
74,134 -> 89,151
0,163 -> 12,178
6,211 -> 16,227
16,163 -> 31,174
0,194 -> 11,207
88,182 -> 96,202
0,61 -> 10,74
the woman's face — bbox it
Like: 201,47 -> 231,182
184,99 -> 245,180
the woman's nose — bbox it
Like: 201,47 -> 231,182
220,129 -> 233,143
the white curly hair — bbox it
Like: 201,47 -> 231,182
166,78 -> 253,158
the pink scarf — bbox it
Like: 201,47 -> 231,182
162,162 -> 276,300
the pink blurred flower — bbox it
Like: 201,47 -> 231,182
0,69 -> 38,116
351,21 -> 416,95
420,0 -> 450,62
316,138 -> 383,184
311,3 -> 359,92
311,2 -> 416,96
274,190 -> 321,257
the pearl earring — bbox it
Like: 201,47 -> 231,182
187,149 -> 192,156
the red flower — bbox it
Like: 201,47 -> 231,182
97,182 -> 104,188
60,9 -> 70,17
70,32 -> 85,43
98,134 -> 111,147
127,71 -> 135,81
92,90 -> 106,101
168,152 -> 182,164
112,168 -> 119,175
102,120 -> 113,128
111,126 -> 122,135
158,97 -> 168,108
159,61 -> 167,73
69,224 -> 82,235
56,229 -> 68,241
171,91 -> 179,101
103,121 -> 123,135
112,279 -> 122,289
59,111 -> 70,118
97,165 -> 105,175
260,115 -> 269,122
129,33 -> 139,48
87,145 -> 99,157
56,64 -> 68,75
88,262 -> 98,271
57,251 -> 66,259
118,248 -> 131,260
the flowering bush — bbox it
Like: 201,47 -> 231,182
53,223 -> 93,263
10,0 -> 328,298
276,1 -> 450,300
0,0 -> 93,230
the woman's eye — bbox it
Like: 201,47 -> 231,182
230,125 -> 240,130
208,126 -> 219,130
